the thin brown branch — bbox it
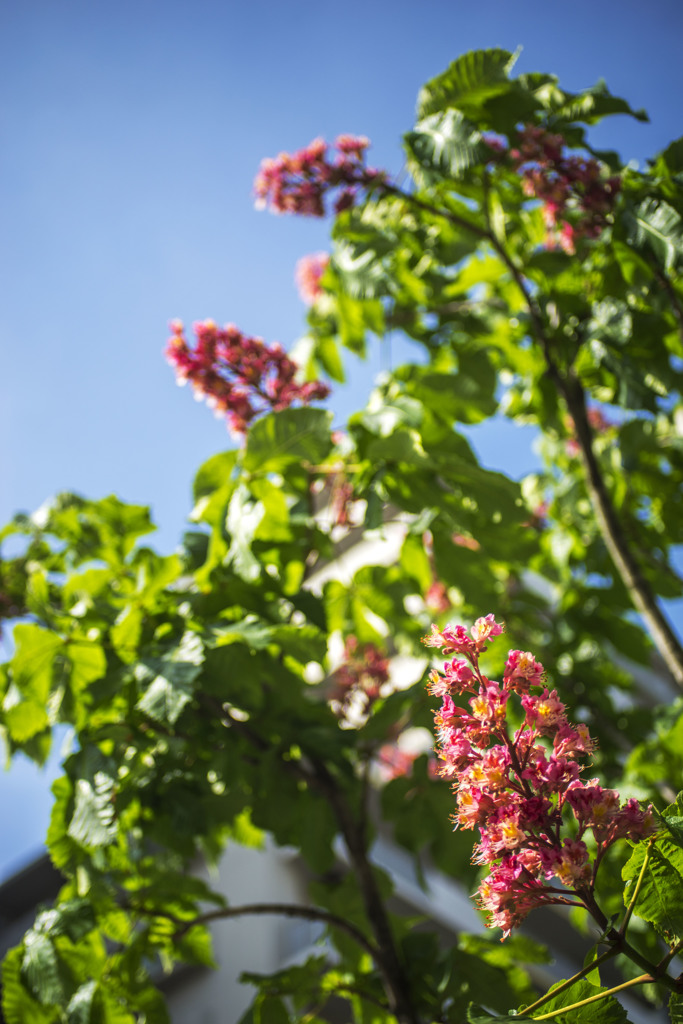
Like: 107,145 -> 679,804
562,377 -> 683,688
305,754 -> 418,1024
173,901 -> 379,961
581,890 -> 680,992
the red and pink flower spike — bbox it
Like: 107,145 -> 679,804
165,319 -> 330,436
424,616 -> 656,938
486,125 -> 621,252
254,135 -> 386,218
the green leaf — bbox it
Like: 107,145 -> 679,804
136,632 -> 204,725
314,333 -> 345,382
2,945 -> 54,1024
22,931 -> 64,1006
176,924 -> 216,968
191,451 -> 239,526
405,110 -> 485,185
4,698 -> 50,742
110,604 -> 143,663
553,79 -> 648,125
520,978 -> 631,1023
37,900 -> 95,943
624,197 -> 683,273
193,450 -> 239,503
670,992 -> 683,1024
241,996 -> 291,1024
67,642 -> 106,695
243,408 -> 333,475
622,835 -> 683,937
417,49 -> 516,118
66,980 -> 97,1024
657,136 -> 683,175
11,624 -> 63,703
67,773 -> 117,848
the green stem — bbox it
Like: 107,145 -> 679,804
532,975 -> 651,1020
581,889 -> 680,992
658,937 -> 683,973
620,837 -> 654,937
521,948 -> 618,1016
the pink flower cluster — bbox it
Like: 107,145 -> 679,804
295,252 -> 330,305
254,135 -> 384,217
330,636 -> 390,720
487,126 -> 621,254
165,319 -> 330,436
425,616 -> 656,937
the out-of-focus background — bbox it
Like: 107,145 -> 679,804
2,0 -> 682,879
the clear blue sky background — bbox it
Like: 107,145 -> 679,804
1,0 -> 682,880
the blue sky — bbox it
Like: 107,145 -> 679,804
1,0 -> 682,879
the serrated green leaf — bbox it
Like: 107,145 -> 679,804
662,814 -> 683,849
624,197 -> 683,273
2,945 -> 54,1024
66,980 -> 96,1024
669,992 -> 683,1024
622,835 -> 683,937
417,49 -> 516,118
22,931 -> 64,1006
136,632 -> 204,725
520,978 -> 631,1023
67,773 -> 117,848
405,110 -> 485,185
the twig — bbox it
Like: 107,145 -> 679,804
173,901 -> 379,961
532,974 -> 652,1020
619,837 -> 654,937
520,947 -> 618,1016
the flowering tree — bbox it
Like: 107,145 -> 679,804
2,49 -> 683,1023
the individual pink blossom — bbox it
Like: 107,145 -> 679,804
425,580 -> 450,613
521,688 -> 567,734
165,319 -> 329,436
471,614 -> 505,646
376,744 -> 419,781
504,650 -> 545,692
425,616 -> 656,938
295,252 -> 330,304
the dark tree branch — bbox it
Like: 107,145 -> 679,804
196,694 -> 419,1024
173,901 -> 380,961
305,754 -> 418,1024
559,376 -> 683,688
